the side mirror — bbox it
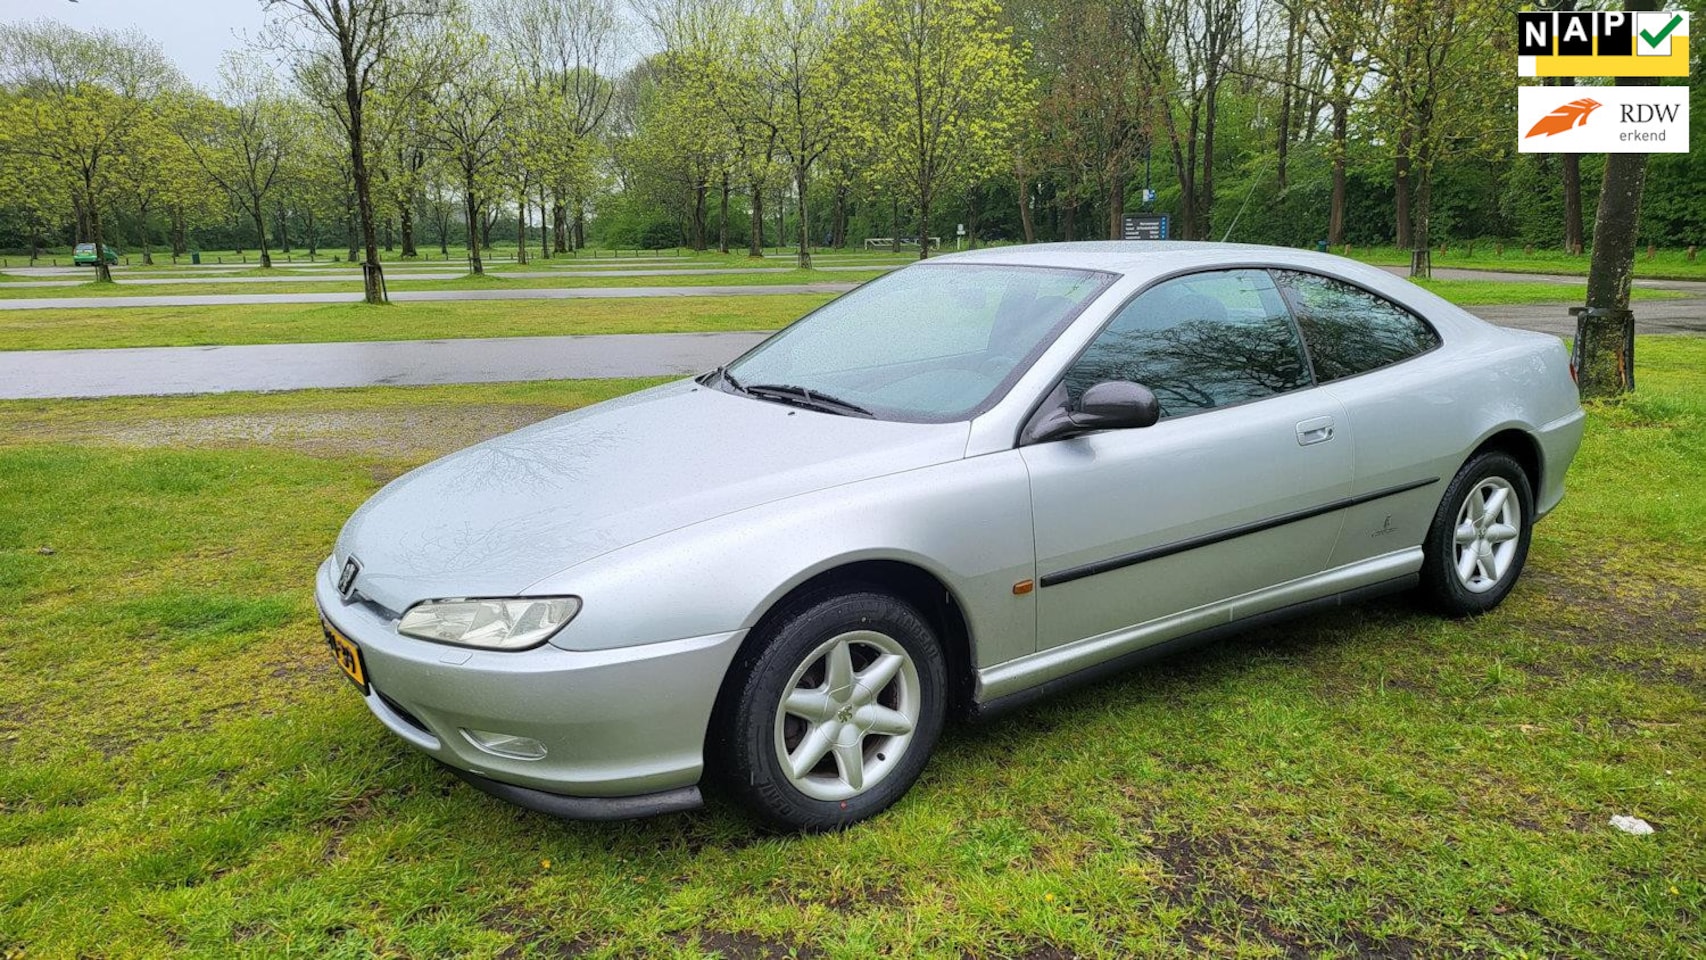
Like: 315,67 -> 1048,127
1075,381 -> 1161,431
1023,380 -> 1160,443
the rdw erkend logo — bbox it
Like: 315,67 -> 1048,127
1524,97 -> 1602,138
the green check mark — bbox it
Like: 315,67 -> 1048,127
1640,13 -> 1682,49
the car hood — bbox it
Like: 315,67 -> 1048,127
334,380 -> 970,612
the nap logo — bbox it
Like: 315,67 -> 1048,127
1518,9 -> 1689,77
1518,86 -> 1690,153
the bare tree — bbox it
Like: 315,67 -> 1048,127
176,54 -> 299,269
499,0 -> 622,255
264,0 -> 440,302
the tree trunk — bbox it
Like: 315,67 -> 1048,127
573,202 -> 585,251
832,182 -> 847,248
306,208 -> 318,257
719,172 -> 731,254
1200,84 -> 1219,239
917,174 -> 932,260
400,202 -> 418,257
1328,102 -> 1348,245
84,181 -> 112,283
553,199 -> 567,254
536,185 -> 550,260
794,164 -> 811,269
138,202 -> 154,266
171,206 -> 186,256
692,181 -> 708,251
345,192 -> 359,262
1018,180 -> 1035,244
1106,175 -> 1125,240
516,193 -> 529,265
251,202 -> 273,269
1394,127 -> 1413,250
464,175 -> 484,274
1409,163 -> 1432,279
277,201 -> 291,253
343,46 -> 386,304
1578,0 -> 1657,398
748,183 -> 765,257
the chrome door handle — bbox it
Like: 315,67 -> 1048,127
1296,416 -> 1335,446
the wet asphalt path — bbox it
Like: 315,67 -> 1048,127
0,332 -> 773,399
0,282 -> 858,311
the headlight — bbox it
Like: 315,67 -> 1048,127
397,597 -> 581,650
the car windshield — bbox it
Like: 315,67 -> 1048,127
721,263 -> 1113,422
75,244 -> 93,253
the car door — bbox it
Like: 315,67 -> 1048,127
1270,270 -> 1455,570
1020,268 -> 1356,656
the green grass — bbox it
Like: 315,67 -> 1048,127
0,296 -> 833,351
1,340 -> 1703,958
1349,244 -> 1706,282
1412,279 -> 1684,305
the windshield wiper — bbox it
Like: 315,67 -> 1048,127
744,383 -> 874,418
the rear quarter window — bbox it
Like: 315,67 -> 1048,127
1273,270 -> 1441,381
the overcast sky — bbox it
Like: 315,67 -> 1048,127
0,0 -> 270,89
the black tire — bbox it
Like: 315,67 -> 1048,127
710,586 -> 947,832
1421,450 -> 1535,616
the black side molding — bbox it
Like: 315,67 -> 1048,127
969,575 -> 1418,721
1040,477 -> 1439,588
446,765 -> 703,821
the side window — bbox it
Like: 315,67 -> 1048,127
1063,269 -> 1311,418
1273,270 -> 1441,381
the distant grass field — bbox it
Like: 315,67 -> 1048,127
0,296 -> 836,352
0,339 -> 1701,958
1348,244 -> 1706,282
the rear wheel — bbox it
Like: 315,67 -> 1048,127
1421,451 -> 1534,616
712,588 -> 946,831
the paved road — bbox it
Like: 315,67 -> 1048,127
0,332 -> 772,399
5,300 -> 1702,400
1374,265 -> 1706,295
0,264 -> 896,290
0,282 -> 859,311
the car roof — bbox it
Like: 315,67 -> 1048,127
929,240 -> 1371,281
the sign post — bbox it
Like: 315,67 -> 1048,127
1120,214 -> 1170,241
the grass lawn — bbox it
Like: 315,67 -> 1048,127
1,340 -> 1702,958
0,268 -> 881,301
1349,245 -> 1706,282
1412,279 -> 1683,306
0,296 -> 835,352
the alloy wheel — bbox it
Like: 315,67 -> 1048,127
1452,476 -> 1522,594
772,630 -> 921,802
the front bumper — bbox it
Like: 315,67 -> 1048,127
314,558 -> 746,813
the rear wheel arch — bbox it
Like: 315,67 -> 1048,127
1468,427 -> 1542,495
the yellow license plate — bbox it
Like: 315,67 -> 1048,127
322,619 -> 368,691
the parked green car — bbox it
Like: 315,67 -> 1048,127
72,243 -> 119,265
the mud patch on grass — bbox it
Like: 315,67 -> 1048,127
38,405 -> 569,461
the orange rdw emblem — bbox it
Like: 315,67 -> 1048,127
1525,97 -> 1602,138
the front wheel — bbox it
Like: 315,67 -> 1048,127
711,588 -> 946,831
1421,450 -> 1535,616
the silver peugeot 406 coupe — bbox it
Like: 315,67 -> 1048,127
316,242 -> 1585,830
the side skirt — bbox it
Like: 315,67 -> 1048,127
968,574 -> 1417,721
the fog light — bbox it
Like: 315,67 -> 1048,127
461,728 -> 547,761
